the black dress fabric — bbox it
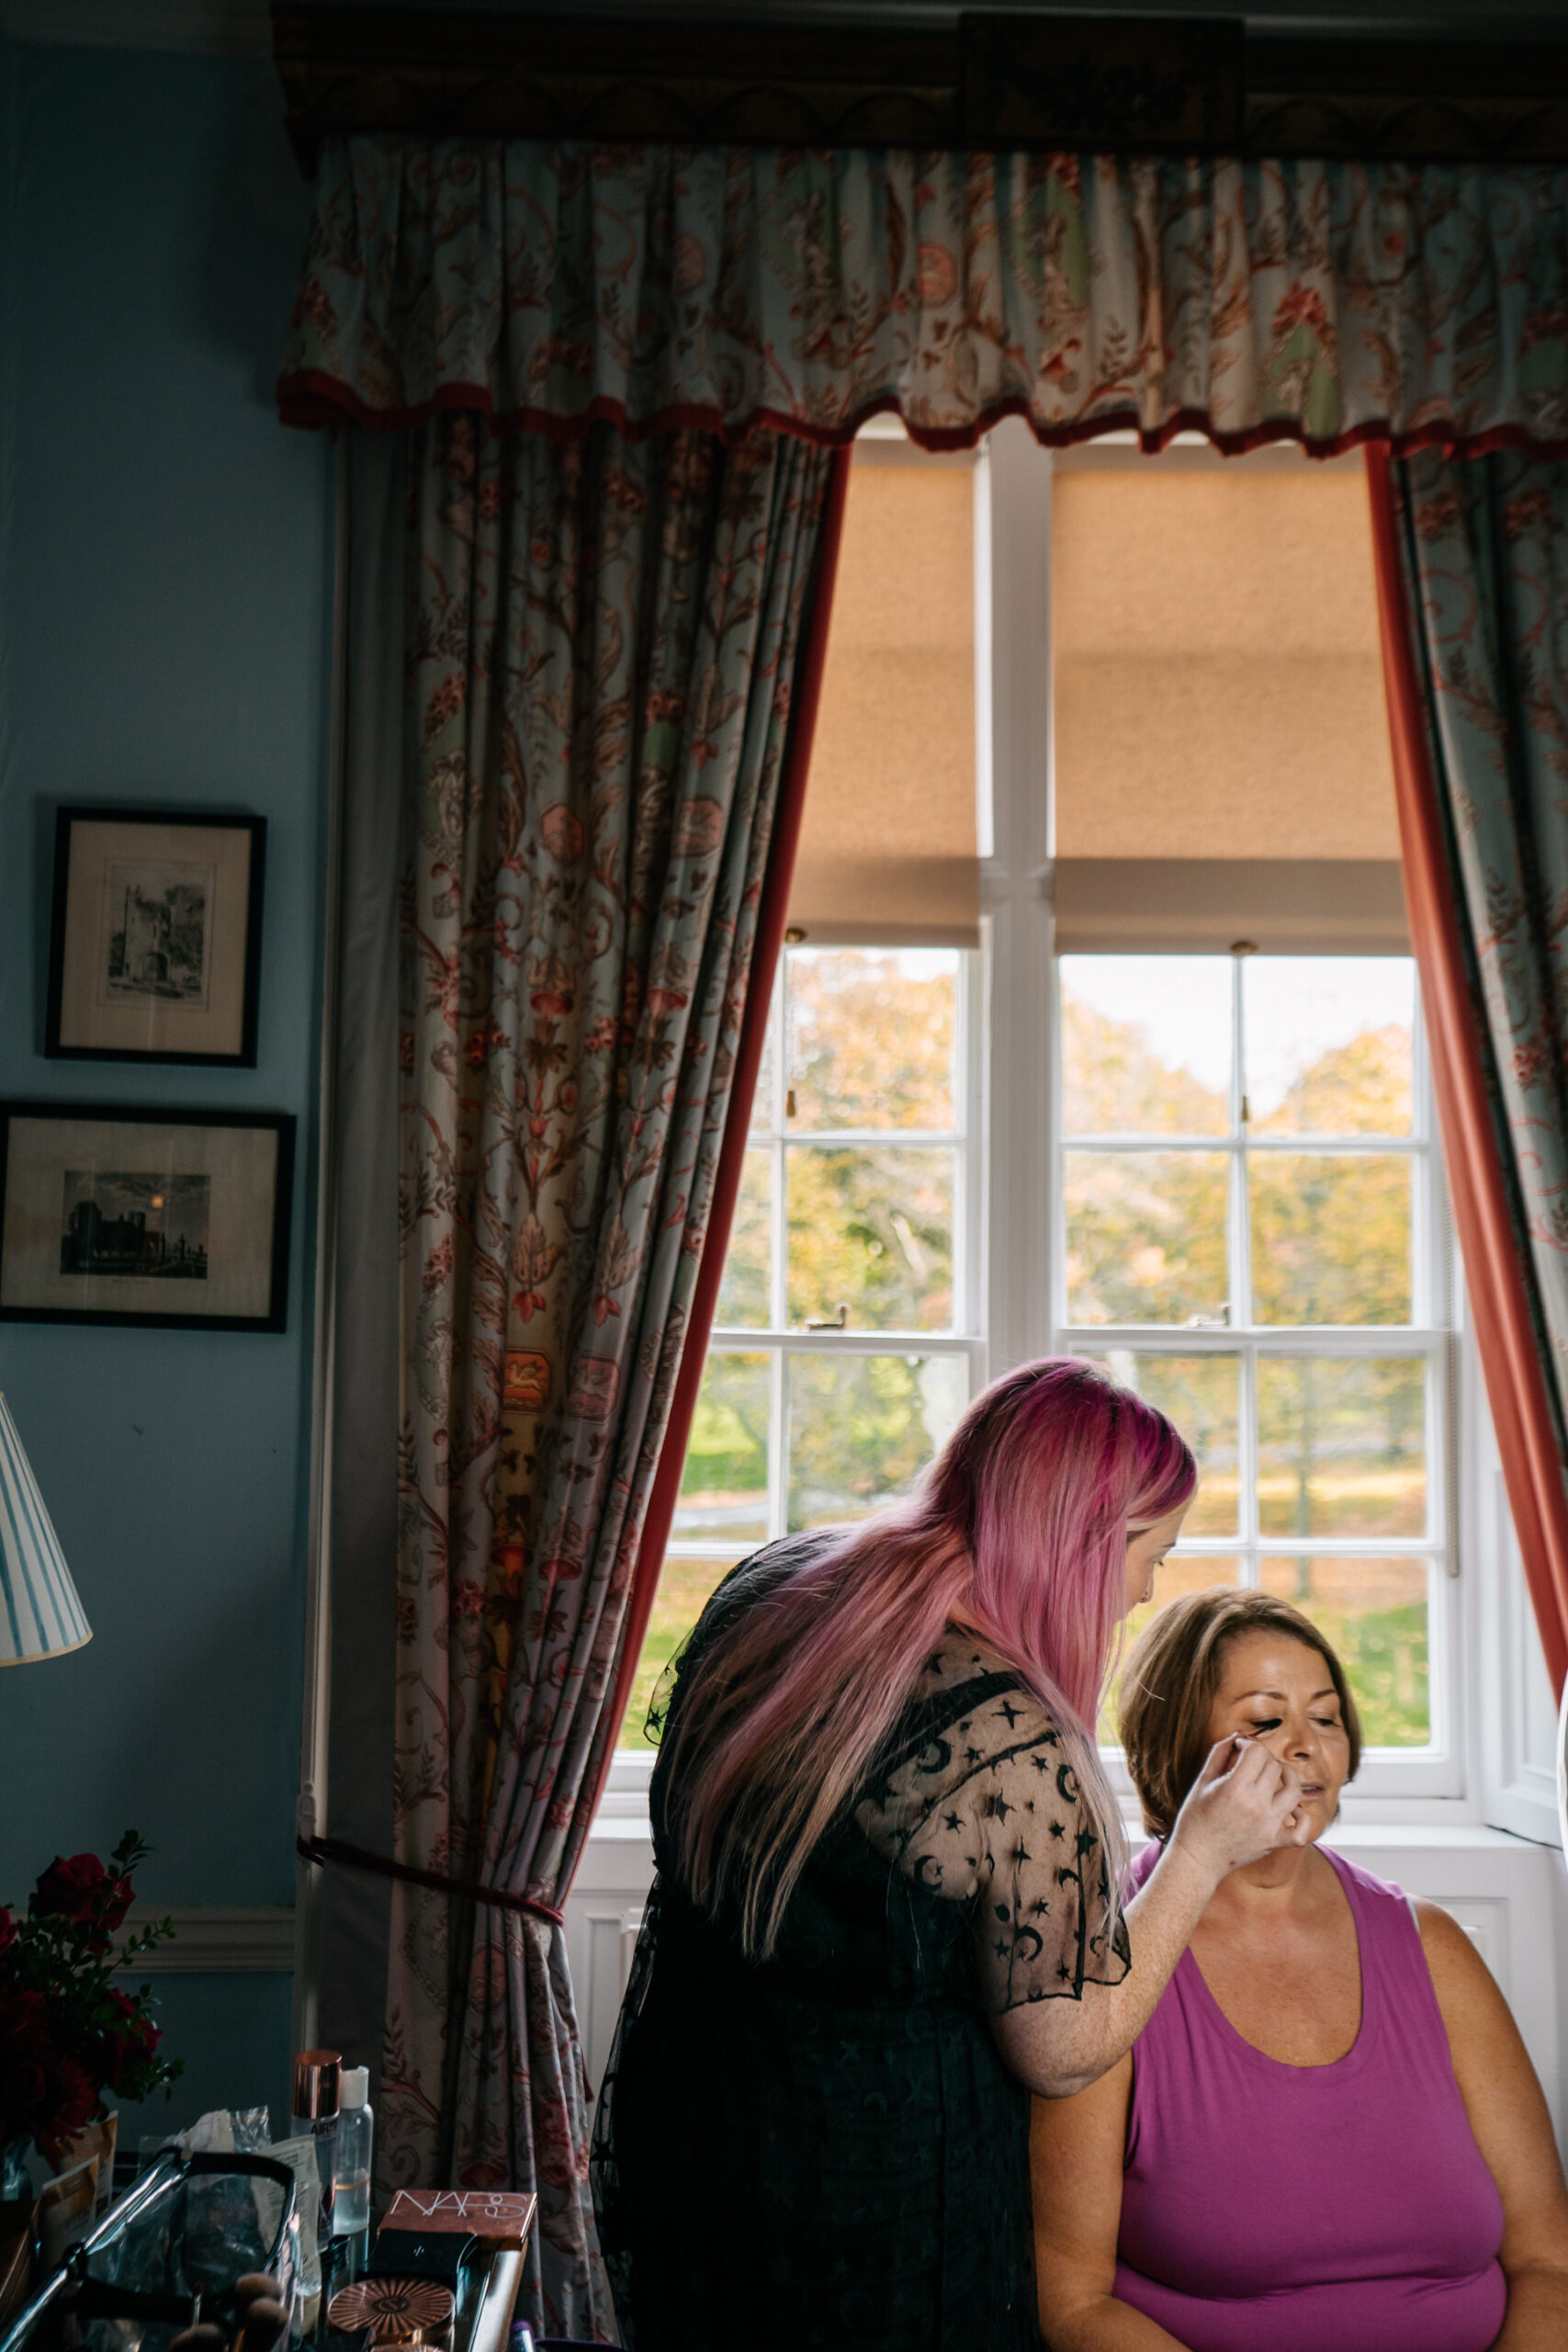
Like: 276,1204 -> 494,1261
590,1532 -> 1129,2350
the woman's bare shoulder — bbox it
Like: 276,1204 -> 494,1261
1410,1894 -> 1505,2004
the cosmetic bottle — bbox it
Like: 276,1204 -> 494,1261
333,2065 -> 373,2236
290,2048 -> 341,2244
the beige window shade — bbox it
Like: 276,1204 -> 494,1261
790,445 -> 978,946
1051,450 -> 1407,954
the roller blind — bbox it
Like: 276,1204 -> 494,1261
1051,447 -> 1406,954
789,443 -> 979,946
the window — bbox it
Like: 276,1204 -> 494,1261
1058,949 -> 1453,1787
614,424 -> 1461,1806
617,942 -> 985,1745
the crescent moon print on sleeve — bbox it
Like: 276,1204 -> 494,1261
854,1627 -> 1130,2012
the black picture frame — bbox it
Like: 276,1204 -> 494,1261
0,1102 -> 296,1333
44,806 -> 266,1067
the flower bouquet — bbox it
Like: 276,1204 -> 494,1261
0,1831 -> 183,2189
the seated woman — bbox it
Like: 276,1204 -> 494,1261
1032,1589 -> 1568,2352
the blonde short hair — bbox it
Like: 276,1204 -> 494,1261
1119,1588 -> 1362,1839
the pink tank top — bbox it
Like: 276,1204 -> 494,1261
1115,1843 -> 1506,2352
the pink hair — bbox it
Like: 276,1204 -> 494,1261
667,1356 -> 1197,1956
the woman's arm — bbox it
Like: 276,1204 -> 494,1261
995,1736 -> 1306,2098
1415,1901 -> 1568,2351
1031,2059 -> 1188,2350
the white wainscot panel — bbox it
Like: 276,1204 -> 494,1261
565,1818 -> 656,2100
565,1814 -> 1567,2156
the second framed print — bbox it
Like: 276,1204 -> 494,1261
46,807 -> 265,1065
0,1102 -> 295,1332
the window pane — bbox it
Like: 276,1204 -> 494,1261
1257,1356 -> 1427,1537
1061,956 -> 1231,1136
786,1146 -> 954,1331
674,1352 -> 770,1544
1258,1555 -> 1430,1747
1065,1152 -> 1229,1326
1103,1555 -> 1243,1743
716,1148 -> 772,1329
787,947 -> 957,1130
1077,1352 -> 1240,1535
750,976 -> 779,1129
619,1555 -> 742,1751
1247,958 -> 1414,1136
1248,1153 -> 1412,1324
786,1351 -> 966,1529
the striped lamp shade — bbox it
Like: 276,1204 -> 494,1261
0,1394 -> 90,1666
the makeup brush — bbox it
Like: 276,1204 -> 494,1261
170,2325 -> 224,2352
231,2270 -> 289,2352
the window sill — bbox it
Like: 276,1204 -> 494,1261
584,1802 -> 1558,1858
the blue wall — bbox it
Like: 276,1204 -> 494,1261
0,40 -> 333,2134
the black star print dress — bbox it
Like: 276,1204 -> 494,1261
591,1532 -> 1129,2350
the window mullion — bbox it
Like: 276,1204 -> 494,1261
769,963 -> 789,1538
767,1347 -> 786,1543
1229,952 -> 1250,1333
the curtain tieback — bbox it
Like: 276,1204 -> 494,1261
296,1834 -> 567,1928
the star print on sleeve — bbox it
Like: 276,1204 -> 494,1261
853,1629 -> 1128,2011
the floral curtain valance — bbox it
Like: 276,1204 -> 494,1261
280,139 -> 1568,457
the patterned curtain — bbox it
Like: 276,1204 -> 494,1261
281,142 -> 1568,456
1367,445 -> 1568,1693
385,413 -> 841,2335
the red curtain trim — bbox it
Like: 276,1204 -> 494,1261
278,368 -> 1568,468
584,445 -> 854,1805
1364,441 -> 1568,1700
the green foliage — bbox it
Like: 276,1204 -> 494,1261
787,952 -> 956,1131
786,1147 -> 953,1331
716,1150 -> 771,1328
1250,1151 -> 1411,1324
1066,1151 -> 1230,1324
679,1354 -> 769,1527
787,1354 -> 965,1528
1062,992 -> 1415,1330
1309,1600 -> 1429,1747
1257,1024 -> 1411,1136
1063,993 -> 1227,1136
1257,1357 -> 1426,1537
621,1559 -> 739,1754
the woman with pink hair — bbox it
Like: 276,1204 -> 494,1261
591,1358 -> 1307,2350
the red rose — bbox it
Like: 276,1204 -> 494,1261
39,2060 -> 98,2163
93,1988 -> 160,2098
0,1907 -> 15,1958
32,1853 -> 107,1924
0,1986 -> 99,2161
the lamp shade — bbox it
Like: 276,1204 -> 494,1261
0,1393 -> 90,1665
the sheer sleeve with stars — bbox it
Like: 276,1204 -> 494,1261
853,1638 -> 1131,2013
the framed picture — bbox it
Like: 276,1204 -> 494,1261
45,808 -> 266,1066
0,1102 -> 295,1332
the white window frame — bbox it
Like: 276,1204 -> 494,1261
694,940 -> 988,1544
610,416 -> 1499,1826
1054,952 -> 1461,1802
976,417 -> 1478,1823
